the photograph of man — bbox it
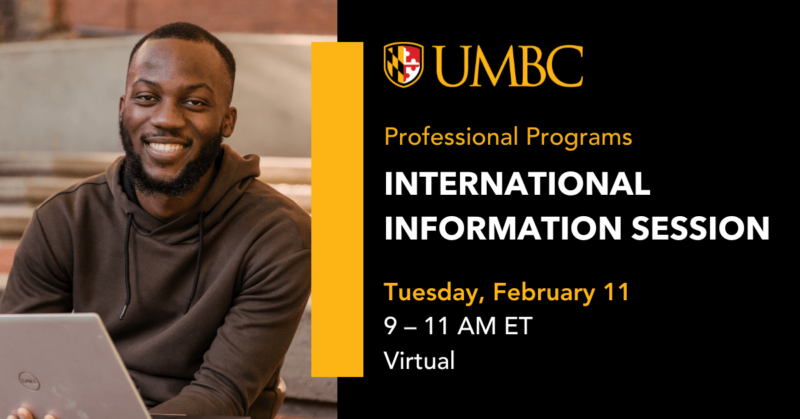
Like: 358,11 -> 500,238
1,22 -> 311,419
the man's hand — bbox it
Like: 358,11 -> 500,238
7,408 -> 56,419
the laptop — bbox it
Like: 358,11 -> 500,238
0,313 -> 248,419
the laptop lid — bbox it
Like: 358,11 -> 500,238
0,313 -> 151,419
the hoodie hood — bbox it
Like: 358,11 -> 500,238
107,143 -> 261,245
108,144 -> 261,319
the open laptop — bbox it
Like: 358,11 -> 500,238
0,313 -> 248,419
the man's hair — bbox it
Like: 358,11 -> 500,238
128,22 -> 236,101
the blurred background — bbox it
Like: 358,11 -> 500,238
0,1 -> 334,417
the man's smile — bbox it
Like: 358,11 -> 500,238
147,142 -> 185,152
142,136 -> 191,162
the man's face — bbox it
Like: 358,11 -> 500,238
119,38 -> 237,197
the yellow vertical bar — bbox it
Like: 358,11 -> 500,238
311,42 -> 364,377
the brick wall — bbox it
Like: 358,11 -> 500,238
63,0 -> 336,34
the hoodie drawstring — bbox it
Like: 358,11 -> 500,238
185,211 -> 204,314
119,211 -> 205,320
120,213 -> 133,320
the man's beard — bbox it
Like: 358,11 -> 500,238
119,119 -> 223,198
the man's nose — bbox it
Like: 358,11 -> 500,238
150,98 -> 186,130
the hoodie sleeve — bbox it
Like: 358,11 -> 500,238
0,210 -> 73,314
149,218 -> 311,418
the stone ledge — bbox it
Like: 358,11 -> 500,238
0,205 -> 35,237
0,152 -> 311,185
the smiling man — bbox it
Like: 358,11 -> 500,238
0,23 -> 311,419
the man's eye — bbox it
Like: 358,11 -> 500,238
185,100 -> 205,106
137,95 -> 157,101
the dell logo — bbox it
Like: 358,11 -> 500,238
18,372 -> 40,391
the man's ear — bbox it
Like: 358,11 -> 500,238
119,95 -> 125,122
222,107 -> 238,138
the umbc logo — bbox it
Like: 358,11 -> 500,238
385,43 -> 583,88
384,42 -> 423,88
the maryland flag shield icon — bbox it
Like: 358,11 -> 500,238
384,42 -> 424,88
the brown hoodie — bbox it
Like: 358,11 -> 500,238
0,144 -> 311,419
